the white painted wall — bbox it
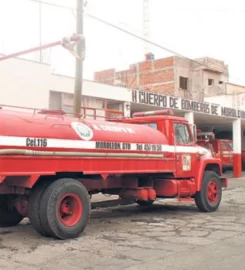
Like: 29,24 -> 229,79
2,56 -> 245,124
0,57 -> 132,109
0,58 -> 51,108
204,95 -> 233,107
205,93 -> 245,111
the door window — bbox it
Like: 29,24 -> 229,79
174,123 -> 192,145
221,142 -> 227,150
227,142 -> 233,150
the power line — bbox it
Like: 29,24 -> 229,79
85,13 -> 245,84
85,13 -> 226,73
28,0 -> 75,10
27,0 -> 245,13
14,0 -> 245,83
25,1 -> 240,74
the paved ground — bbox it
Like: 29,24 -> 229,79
1,172 -> 245,270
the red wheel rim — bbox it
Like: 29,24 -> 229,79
207,181 -> 219,203
58,193 -> 82,227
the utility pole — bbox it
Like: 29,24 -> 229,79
74,0 -> 84,114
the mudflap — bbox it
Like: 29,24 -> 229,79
220,176 -> 228,188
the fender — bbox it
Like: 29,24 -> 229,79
195,157 -> 223,191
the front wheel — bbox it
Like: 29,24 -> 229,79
194,171 -> 222,212
39,178 -> 91,240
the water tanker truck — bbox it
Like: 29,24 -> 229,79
0,106 -> 227,239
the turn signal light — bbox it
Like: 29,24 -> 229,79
216,153 -> 220,158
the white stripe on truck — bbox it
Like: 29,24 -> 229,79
0,135 -> 206,154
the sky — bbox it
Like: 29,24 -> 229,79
0,0 -> 245,85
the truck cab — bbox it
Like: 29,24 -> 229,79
197,131 -> 233,171
210,139 -> 233,170
116,110 -> 223,179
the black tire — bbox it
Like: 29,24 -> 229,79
40,178 -> 91,240
136,200 -> 154,206
28,181 -> 51,237
0,195 -> 23,227
242,161 -> 245,171
195,171 -> 222,212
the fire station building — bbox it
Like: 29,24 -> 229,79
0,55 -> 245,178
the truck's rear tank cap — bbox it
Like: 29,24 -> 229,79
132,109 -> 174,118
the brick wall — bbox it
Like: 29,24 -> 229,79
94,69 -> 116,85
94,56 -> 175,96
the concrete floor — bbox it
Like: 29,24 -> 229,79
0,173 -> 245,270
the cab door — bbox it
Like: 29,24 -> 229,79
220,141 -> 233,166
173,122 -> 197,176
226,141 -> 233,165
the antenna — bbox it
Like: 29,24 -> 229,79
143,0 -> 150,55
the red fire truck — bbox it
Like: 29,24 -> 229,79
0,107 -> 227,239
197,131 -> 233,171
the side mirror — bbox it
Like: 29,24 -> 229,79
191,124 -> 197,142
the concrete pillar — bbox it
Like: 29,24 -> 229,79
232,118 -> 242,178
123,102 -> 131,118
184,112 -> 194,125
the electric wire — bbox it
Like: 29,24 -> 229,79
28,0 -> 75,10
84,13 -> 228,74
14,0 -> 245,83
84,12 -> 245,84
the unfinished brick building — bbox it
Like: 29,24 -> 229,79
94,55 -> 229,101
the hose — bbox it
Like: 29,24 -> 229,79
0,149 -> 164,159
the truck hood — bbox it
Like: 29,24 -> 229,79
196,145 -> 213,157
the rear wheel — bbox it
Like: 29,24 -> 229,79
40,178 -> 91,240
28,181 -> 51,237
195,171 -> 222,212
0,195 -> 24,227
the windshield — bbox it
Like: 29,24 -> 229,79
174,123 -> 193,145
